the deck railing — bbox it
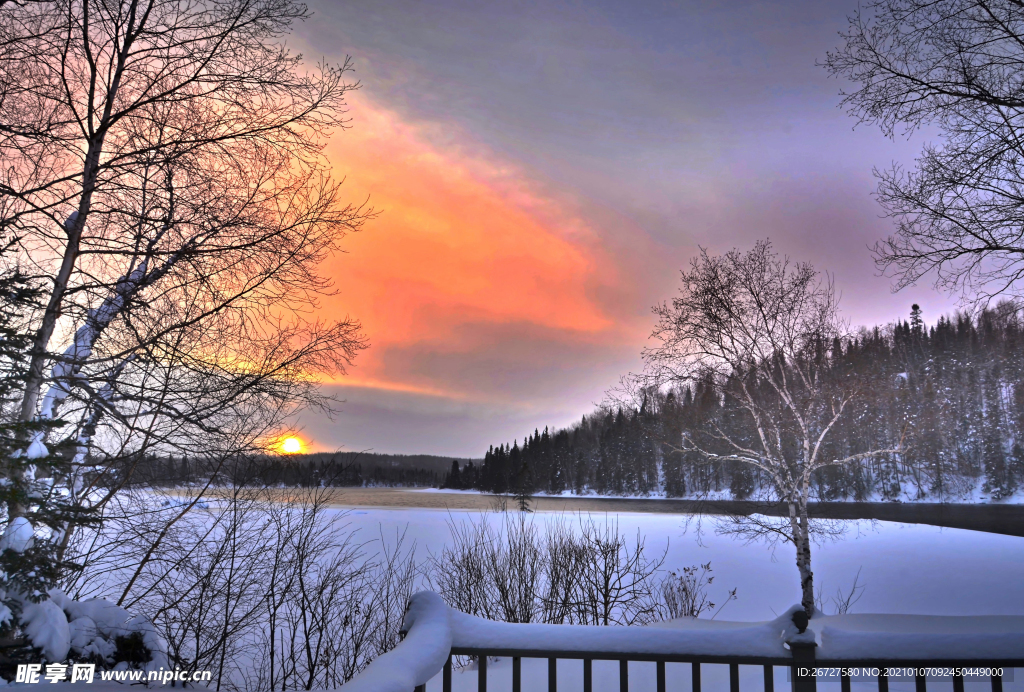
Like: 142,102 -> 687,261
337,592 -> 1024,692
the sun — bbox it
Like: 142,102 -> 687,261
280,437 -> 303,454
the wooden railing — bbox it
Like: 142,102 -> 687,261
428,646 -> 1021,692
338,592 -> 1024,692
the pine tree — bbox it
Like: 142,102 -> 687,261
0,241 -> 96,664
982,364 -> 1015,499
444,460 -> 462,489
514,460 -> 533,512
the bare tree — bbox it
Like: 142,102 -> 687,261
0,0 -> 370,635
641,241 -> 900,615
824,0 -> 1024,304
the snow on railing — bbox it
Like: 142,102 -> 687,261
336,591 -> 1024,692
332,592 -> 453,692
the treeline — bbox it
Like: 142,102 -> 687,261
134,452 -> 468,488
447,304 -> 1024,501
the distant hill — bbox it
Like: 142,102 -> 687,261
136,451 -> 483,488
295,451 -> 481,476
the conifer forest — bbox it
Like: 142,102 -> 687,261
452,305 -> 1024,502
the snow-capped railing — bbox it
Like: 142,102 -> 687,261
336,592 -> 1024,692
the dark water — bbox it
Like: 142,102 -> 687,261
304,488 -> 1024,537
564,498 -> 1024,537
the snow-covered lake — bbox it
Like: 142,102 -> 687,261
338,507 -> 1024,691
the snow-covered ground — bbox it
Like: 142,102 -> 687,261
31,506 -> 1023,690
339,507 -> 1024,692
347,508 -> 1024,620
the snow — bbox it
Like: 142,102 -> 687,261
330,509 -> 1024,691
331,591 -> 452,692
322,508 -> 1024,621
0,517 -> 35,553
447,604 -> 803,659
812,613 -> 1024,660
20,599 -> 70,661
49,589 -> 170,671
25,437 -> 48,460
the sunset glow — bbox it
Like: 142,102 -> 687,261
280,437 -> 303,454
289,0 -> 958,456
318,99 -> 634,401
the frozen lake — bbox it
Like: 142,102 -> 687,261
340,507 -> 1024,621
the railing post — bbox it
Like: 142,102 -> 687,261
789,642 -> 817,692
478,655 -> 487,692
443,655 -> 452,692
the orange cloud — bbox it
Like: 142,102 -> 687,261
320,97 -> 629,398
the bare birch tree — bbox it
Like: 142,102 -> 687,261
0,0 -> 371,666
0,0 -> 368,545
642,241 -> 900,615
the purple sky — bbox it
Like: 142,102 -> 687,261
286,0 -> 961,458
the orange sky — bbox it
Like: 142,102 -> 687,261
284,1 -> 963,456
319,96 -> 640,403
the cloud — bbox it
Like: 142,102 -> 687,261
292,383 -> 584,457
319,97 -> 644,404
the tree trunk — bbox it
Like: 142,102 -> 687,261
788,498 -> 815,616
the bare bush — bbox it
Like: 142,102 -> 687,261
63,482 -> 415,691
573,518 -> 665,626
486,513 -> 542,624
815,568 -> 865,616
428,513 -> 672,628
660,563 -> 715,619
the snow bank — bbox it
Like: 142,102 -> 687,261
21,599 -> 70,661
448,606 -> 1024,663
332,591 -> 453,692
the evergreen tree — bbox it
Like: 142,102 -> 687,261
981,364 -> 1015,499
443,460 -> 462,489
0,241 -> 95,663
482,301 -> 1024,504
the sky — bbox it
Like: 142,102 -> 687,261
285,0 -> 961,458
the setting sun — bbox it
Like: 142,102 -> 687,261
280,437 -> 302,454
